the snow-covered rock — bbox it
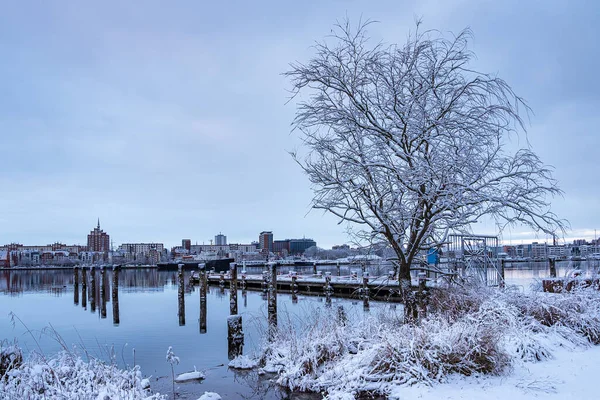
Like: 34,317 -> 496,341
197,392 -> 221,400
228,355 -> 258,369
140,378 -> 151,389
175,369 -> 205,382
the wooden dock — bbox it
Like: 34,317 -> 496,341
192,272 -> 406,301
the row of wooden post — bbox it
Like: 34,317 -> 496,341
73,266 -> 120,326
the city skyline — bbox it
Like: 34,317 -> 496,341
1,1 -> 599,249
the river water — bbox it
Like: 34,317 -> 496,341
1,261 -> 598,399
0,268 -> 381,399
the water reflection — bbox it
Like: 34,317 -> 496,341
0,267 -> 389,400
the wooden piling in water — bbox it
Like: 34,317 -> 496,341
313,262 -> 317,275
230,262 -> 238,316
90,266 -> 96,312
418,272 -> 427,319
178,264 -> 185,326
81,267 -> 87,309
337,261 -> 341,277
74,267 -> 79,305
362,272 -> 370,310
267,262 -> 278,337
199,264 -> 207,333
291,273 -> 298,303
227,315 -> 244,360
112,265 -> 120,325
549,257 -> 557,278
100,266 -> 107,319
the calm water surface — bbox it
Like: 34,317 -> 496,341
1,261 -> 598,398
0,268 -> 381,399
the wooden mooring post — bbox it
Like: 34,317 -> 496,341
81,266 -> 87,310
418,272 -> 427,319
549,257 -> 557,278
227,315 -> 244,360
230,262 -> 238,316
362,272 -> 370,310
291,272 -> 298,303
100,266 -> 107,319
499,259 -> 506,289
74,267 -> 79,305
336,261 -> 341,277
324,272 -> 333,307
112,265 -> 120,325
199,264 -> 207,334
90,266 -> 96,313
178,264 -> 185,326
267,262 -> 278,338
313,262 -> 317,275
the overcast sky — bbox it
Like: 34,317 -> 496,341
1,0 -> 598,249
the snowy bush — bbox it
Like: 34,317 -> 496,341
0,340 -> 22,377
260,284 -> 600,398
0,348 -> 164,399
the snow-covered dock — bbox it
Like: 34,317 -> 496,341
191,272 -> 406,300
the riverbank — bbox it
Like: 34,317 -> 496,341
0,344 -> 165,399
259,284 -> 600,399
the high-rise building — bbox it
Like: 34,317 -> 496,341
289,238 -> 317,255
87,219 -> 110,253
259,231 -> 273,252
215,233 -> 227,246
182,239 -> 191,252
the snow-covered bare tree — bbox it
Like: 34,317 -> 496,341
286,20 -> 566,302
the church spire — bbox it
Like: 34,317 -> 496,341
97,218 -> 100,229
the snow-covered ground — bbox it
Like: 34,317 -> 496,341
0,347 -> 165,399
388,344 -> 600,400
260,284 -> 600,400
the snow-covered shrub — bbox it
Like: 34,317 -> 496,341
0,348 -> 165,399
427,284 -> 493,322
0,340 -> 22,377
505,289 -> 600,344
260,283 -> 600,398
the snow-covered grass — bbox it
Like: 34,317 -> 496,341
259,283 -> 600,398
0,344 -> 165,399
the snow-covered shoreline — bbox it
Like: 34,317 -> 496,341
258,284 -> 600,399
0,346 -> 165,400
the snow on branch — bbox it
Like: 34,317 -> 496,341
286,19 -> 567,282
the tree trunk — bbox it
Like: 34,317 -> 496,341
398,262 -> 417,323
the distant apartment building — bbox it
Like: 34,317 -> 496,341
271,238 -> 317,256
215,233 -> 227,246
0,251 -> 9,268
531,242 -> 547,259
273,240 -> 290,255
188,243 -> 259,258
502,245 -> 517,258
87,220 -> 110,253
259,231 -> 273,253
182,239 -> 191,252
118,243 -> 165,264
547,245 -> 568,258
